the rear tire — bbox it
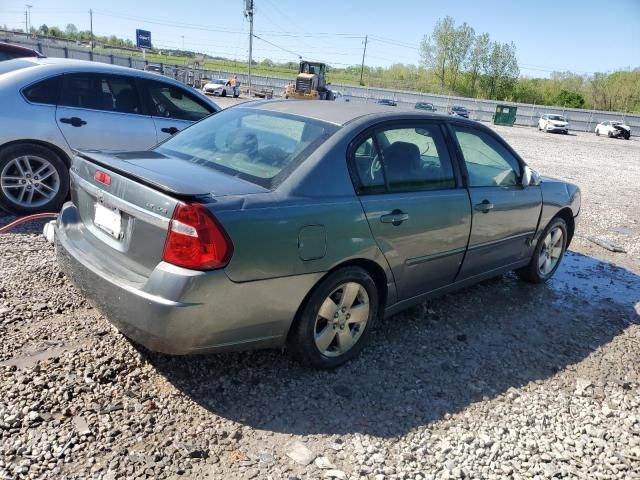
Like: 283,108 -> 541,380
289,267 -> 379,369
516,217 -> 568,283
0,143 -> 69,215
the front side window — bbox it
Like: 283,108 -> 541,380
146,80 -> 212,121
351,124 -> 456,194
377,126 -> 455,192
155,108 -> 337,189
453,126 -> 521,187
22,75 -> 61,105
59,74 -> 141,114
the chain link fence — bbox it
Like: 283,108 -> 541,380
3,32 -> 639,135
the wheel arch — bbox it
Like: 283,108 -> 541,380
0,139 -> 72,168
286,257 -> 391,342
552,207 -> 575,247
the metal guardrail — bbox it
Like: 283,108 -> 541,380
3,33 -> 639,135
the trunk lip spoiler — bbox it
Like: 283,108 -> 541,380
75,151 -> 211,198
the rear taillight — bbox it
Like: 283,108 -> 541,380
94,171 -> 111,185
162,202 -> 233,270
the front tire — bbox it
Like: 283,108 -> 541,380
595,128 -> 600,136
0,143 -> 69,215
221,89 -> 227,97
516,217 -> 568,283
289,267 -> 379,369
608,130 -> 613,138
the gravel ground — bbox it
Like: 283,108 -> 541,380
1,118 -> 639,480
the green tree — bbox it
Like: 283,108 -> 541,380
38,24 -> 49,35
448,22 -> 474,90
481,41 -> 519,99
554,89 -> 585,108
420,16 -> 456,90
467,32 -> 490,96
65,23 -> 78,39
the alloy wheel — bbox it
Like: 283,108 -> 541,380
1,155 -> 60,208
538,227 -> 564,275
313,282 -> 370,357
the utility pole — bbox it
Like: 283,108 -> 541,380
359,35 -> 368,86
244,0 -> 254,96
89,9 -> 94,52
26,5 -> 32,36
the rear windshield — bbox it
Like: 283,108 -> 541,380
155,107 -> 338,189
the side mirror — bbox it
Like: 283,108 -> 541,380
521,165 -> 532,188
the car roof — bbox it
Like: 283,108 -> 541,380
1,57 -> 186,85
240,99 -> 470,127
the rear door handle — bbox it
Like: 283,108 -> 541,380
59,117 -> 86,127
474,200 -> 494,213
161,127 -> 179,135
380,210 -> 409,226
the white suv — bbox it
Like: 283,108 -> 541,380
538,114 -> 568,134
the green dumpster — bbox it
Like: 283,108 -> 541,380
494,104 -> 517,126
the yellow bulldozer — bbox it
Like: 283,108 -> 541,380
283,61 -> 335,101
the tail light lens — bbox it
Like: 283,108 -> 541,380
162,202 -> 233,270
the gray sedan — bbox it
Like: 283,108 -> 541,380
0,58 -> 219,215
55,101 -> 581,368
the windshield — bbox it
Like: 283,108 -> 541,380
453,106 -> 466,111
155,108 -> 337,189
548,115 -> 565,121
213,79 -> 226,84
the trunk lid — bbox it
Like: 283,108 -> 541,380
68,150 -> 261,277
77,150 -> 268,196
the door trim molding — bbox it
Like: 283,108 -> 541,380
405,246 -> 466,267
466,231 -> 534,252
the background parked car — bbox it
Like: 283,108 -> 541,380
0,42 -> 45,62
0,57 -> 219,215
55,102 -> 580,369
449,105 -> 470,118
143,64 -> 163,75
538,114 -> 569,134
376,98 -> 397,106
595,120 -> 631,139
415,102 -> 437,112
202,79 -> 238,97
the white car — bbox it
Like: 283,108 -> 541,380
538,114 -> 569,134
202,79 -> 238,97
595,120 -> 631,140
0,57 -> 219,214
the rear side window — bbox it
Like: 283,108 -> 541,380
351,124 -> 456,194
22,76 -> 61,105
59,73 -> 142,114
145,80 -> 212,121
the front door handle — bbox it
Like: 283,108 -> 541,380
59,117 -> 86,127
474,200 -> 494,213
380,209 -> 409,226
161,127 -> 179,135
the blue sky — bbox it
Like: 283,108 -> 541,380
2,0 -> 639,76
